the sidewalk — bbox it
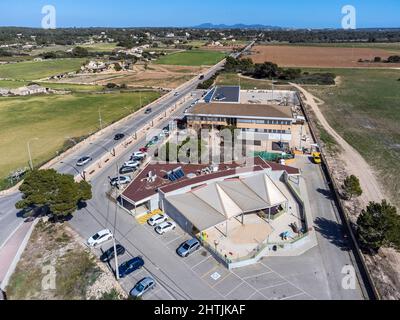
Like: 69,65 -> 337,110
0,220 -> 35,290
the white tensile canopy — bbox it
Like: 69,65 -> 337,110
165,173 -> 288,232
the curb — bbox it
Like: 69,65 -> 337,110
0,219 -> 38,291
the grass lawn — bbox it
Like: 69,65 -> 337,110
305,68 -> 400,207
0,58 -> 87,80
0,91 -> 160,185
155,50 -> 226,66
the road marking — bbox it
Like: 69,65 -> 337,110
223,280 -> 245,298
280,292 -> 306,300
242,271 -> 273,280
165,234 -> 185,245
191,255 -> 211,271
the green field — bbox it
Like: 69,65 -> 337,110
0,80 -> 103,92
305,68 -> 400,207
0,91 -> 160,186
0,58 -> 87,80
155,50 -> 226,66
81,42 -> 121,52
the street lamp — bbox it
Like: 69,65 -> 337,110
27,138 -> 39,170
60,161 -> 86,180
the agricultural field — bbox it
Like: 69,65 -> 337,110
0,91 -> 160,186
305,68 -> 400,207
0,58 -> 87,80
81,42 -> 121,52
155,50 -> 226,66
100,64 -> 207,89
249,45 -> 400,68
270,42 -> 400,52
0,79 -> 104,92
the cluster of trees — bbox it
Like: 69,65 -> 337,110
16,169 -> 92,221
359,55 -> 400,64
197,72 -> 219,89
357,200 -> 400,253
40,46 -> 90,59
224,57 -> 336,85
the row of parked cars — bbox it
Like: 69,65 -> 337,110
86,218 -> 202,298
147,214 -> 201,257
109,126 -> 170,188
87,229 -> 154,298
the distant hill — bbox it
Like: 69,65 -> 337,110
193,23 -> 283,30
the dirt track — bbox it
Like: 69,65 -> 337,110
291,83 -> 386,206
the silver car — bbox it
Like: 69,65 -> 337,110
130,277 -> 156,298
177,238 -> 201,257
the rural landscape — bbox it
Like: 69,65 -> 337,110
0,0 -> 400,312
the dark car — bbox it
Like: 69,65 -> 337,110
199,74 -> 205,80
119,166 -> 136,174
118,257 -> 144,278
100,244 -> 126,262
114,133 -> 125,141
145,108 -> 152,114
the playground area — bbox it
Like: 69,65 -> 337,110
200,178 -> 305,263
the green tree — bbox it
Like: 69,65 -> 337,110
357,200 -> 400,253
71,46 -> 89,58
342,175 -> 363,200
16,169 -> 92,220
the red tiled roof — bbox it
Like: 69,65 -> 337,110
122,157 -> 299,204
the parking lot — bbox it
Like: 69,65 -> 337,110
90,217 -> 317,300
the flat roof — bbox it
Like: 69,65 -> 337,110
122,157 -> 299,205
211,86 -> 240,103
187,102 -> 293,120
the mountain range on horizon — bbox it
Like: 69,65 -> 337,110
193,23 -> 285,30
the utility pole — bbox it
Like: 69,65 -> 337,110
27,138 -> 39,170
114,163 -> 121,281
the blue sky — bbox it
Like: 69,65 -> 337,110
0,0 -> 399,28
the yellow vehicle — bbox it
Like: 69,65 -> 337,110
312,152 -> 322,164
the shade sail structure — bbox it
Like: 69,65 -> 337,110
165,173 -> 288,231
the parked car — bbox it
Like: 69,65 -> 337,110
155,221 -> 176,235
76,156 -> 92,167
130,277 -> 156,298
177,238 -> 201,257
87,229 -> 113,247
110,176 -> 132,187
119,166 -> 136,175
147,214 -> 168,226
124,160 -> 140,168
139,147 -> 148,153
118,257 -> 145,278
312,152 -> 322,164
114,133 -> 125,141
145,108 -> 152,114
132,151 -> 147,159
174,92 -> 179,96
100,244 -> 126,262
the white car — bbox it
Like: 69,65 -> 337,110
155,221 -> 176,235
124,160 -> 140,168
87,229 -> 113,247
132,151 -> 147,159
76,156 -> 92,167
110,176 -> 132,187
147,214 -> 168,226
